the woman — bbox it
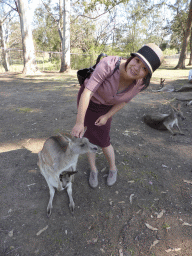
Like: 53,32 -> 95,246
71,43 -> 164,188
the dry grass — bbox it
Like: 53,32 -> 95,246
152,58 -> 191,82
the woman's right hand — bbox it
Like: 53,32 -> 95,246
71,123 -> 85,138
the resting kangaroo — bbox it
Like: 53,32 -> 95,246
143,104 -> 185,135
37,133 -> 98,217
153,78 -> 175,92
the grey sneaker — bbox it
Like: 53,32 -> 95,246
107,169 -> 117,186
89,171 -> 98,188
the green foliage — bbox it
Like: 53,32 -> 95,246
70,17 -> 96,52
8,22 -> 22,49
162,223 -> 170,229
3,0 -> 189,72
82,0 -> 130,13
163,48 -> 178,56
33,2 -> 61,52
170,10 -> 188,50
166,0 -> 190,51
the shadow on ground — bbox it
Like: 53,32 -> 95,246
0,72 -> 192,256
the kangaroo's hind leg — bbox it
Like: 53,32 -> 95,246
47,183 -> 55,217
66,179 -> 75,214
163,121 -> 176,135
175,119 -> 185,135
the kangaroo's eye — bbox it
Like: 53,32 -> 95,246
80,144 -> 85,147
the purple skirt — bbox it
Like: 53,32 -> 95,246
77,85 -> 113,148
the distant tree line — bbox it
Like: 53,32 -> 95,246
0,0 -> 192,74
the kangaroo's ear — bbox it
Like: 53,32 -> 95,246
67,171 -> 78,176
63,135 -> 72,142
59,133 -> 72,143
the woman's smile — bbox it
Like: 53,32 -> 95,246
127,57 -> 149,79
130,68 -> 137,76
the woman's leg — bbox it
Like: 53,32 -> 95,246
87,152 -> 98,188
102,144 -> 117,186
102,144 -> 116,171
87,152 -> 97,172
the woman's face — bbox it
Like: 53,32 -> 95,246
126,57 -> 149,80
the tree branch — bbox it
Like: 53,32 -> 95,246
41,0 -> 63,41
1,0 -> 18,12
71,0 -> 124,23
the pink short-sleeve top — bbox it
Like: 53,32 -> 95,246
84,56 -> 145,105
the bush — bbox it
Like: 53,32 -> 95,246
163,48 -> 178,56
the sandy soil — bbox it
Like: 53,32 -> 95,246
0,71 -> 192,256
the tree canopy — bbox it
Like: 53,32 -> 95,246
0,0 -> 192,71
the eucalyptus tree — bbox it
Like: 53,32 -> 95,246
60,0 -> 70,71
16,0 -> 39,74
169,8 -> 188,51
0,1 -> 16,71
61,0 -> 130,71
174,0 -> 192,69
0,16 -> 9,71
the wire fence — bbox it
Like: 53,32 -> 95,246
0,48 -> 186,73
0,48 -> 96,73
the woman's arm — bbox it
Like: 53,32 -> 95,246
71,88 -> 94,137
95,101 -> 127,126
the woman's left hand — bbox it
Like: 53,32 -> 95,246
95,115 -> 108,126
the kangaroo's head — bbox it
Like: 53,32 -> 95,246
160,78 -> 165,87
63,135 -> 98,155
171,104 -> 185,121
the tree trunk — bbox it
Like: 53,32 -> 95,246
0,20 -> 9,71
188,29 -> 192,65
60,0 -> 70,72
175,0 -> 192,69
17,0 -> 39,75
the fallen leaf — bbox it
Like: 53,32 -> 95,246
92,238 -> 98,243
8,230 -> 13,237
87,238 -> 98,244
182,222 -> 192,227
145,223 -> 158,231
36,225 -> 48,236
165,248 -> 181,253
119,248 -> 123,256
100,167 -> 106,172
150,239 -> 159,250
100,248 -> 105,253
183,179 -> 192,185
157,210 -> 165,219
130,194 -> 134,204
118,201 -> 125,204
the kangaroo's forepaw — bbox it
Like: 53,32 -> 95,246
47,207 -> 52,217
69,202 -> 75,214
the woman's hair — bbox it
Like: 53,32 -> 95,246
124,56 -> 151,91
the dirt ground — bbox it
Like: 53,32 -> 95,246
0,71 -> 192,256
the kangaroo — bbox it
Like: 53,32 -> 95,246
153,78 -> 175,92
37,133 -> 98,217
143,104 -> 185,135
